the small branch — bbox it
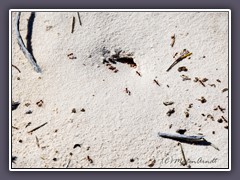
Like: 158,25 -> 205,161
12,64 -> 21,73
158,132 -> 205,142
15,12 -> 41,73
77,12 -> 82,26
28,122 -> 48,134
178,142 -> 187,166
71,16 -> 75,33
35,136 -> 40,148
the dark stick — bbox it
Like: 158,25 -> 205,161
77,12 -> 82,26
12,64 -> 21,73
16,12 -> 41,73
166,52 -> 192,72
12,126 -> 19,130
71,16 -> 75,33
35,136 -> 40,148
66,159 -> 71,168
28,122 -> 48,134
178,142 -> 187,166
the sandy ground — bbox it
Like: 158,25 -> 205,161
11,11 -> 229,169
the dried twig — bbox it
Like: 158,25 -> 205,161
28,122 -> 48,134
35,136 -> 40,148
77,12 -> 82,26
158,132 -> 205,142
16,12 -> 41,73
167,49 -> 192,72
71,16 -> 75,33
12,64 -> 21,73
178,143 -> 187,166
170,34 -> 175,47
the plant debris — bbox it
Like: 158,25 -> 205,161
197,96 -> 207,103
72,108 -> 76,113
73,144 -> 81,149
181,75 -> 191,81
12,101 -> 20,111
147,159 -> 156,167
194,77 -> 208,87
136,71 -> 142,77
125,88 -> 131,95
222,88 -> 228,93
80,108 -> 85,112
153,79 -> 160,86
163,101 -> 174,106
184,111 -> 189,118
67,53 -> 77,60
86,156 -> 93,163
167,108 -> 175,116
12,64 -> 21,73
36,100 -> 43,107
28,122 -> 48,134
176,129 -> 187,135
167,49 -> 192,72
214,105 -> 226,113
12,156 -> 17,164
25,110 -> 32,114
178,142 -> 187,166
178,66 -> 188,72
170,34 -> 175,47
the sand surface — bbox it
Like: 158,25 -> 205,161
11,11 -> 229,169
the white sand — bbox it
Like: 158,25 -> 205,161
11,11 -> 229,169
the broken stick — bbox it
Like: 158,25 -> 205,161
28,122 -> 48,134
158,132 -> 205,142
166,49 -> 192,72
15,12 -> 41,73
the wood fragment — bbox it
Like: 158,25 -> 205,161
167,108 -> 175,116
86,156 -> 93,163
163,101 -> 174,106
73,144 -> 81,149
178,66 -> 188,72
66,159 -> 71,168
71,16 -> 75,33
36,100 -> 43,107
167,49 -> 192,72
125,88 -> 131,96
153,79 -> 160,86
147,159 -> 156,167
197,96 -> 207,103
222,88 -> 228,93
181,75 -> 191,81
221,116 -> 228,123
178,142 -> 187,166
209,84 -> 216,88
25,122 -> 31,128
136,71 -> 142,77
158,132 -> 205,142
27,122 -> 48,134
184,111 -> 189,118
170,34 -> 175,47
77,12 -> 82,26
12,101 -> 20,110
35,136 -> 40,148
218,105 -> 226,113
176,129 -> 186,135
15,12 -> 41,73
12,126 -> 19,130
12,64 -> 21,73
